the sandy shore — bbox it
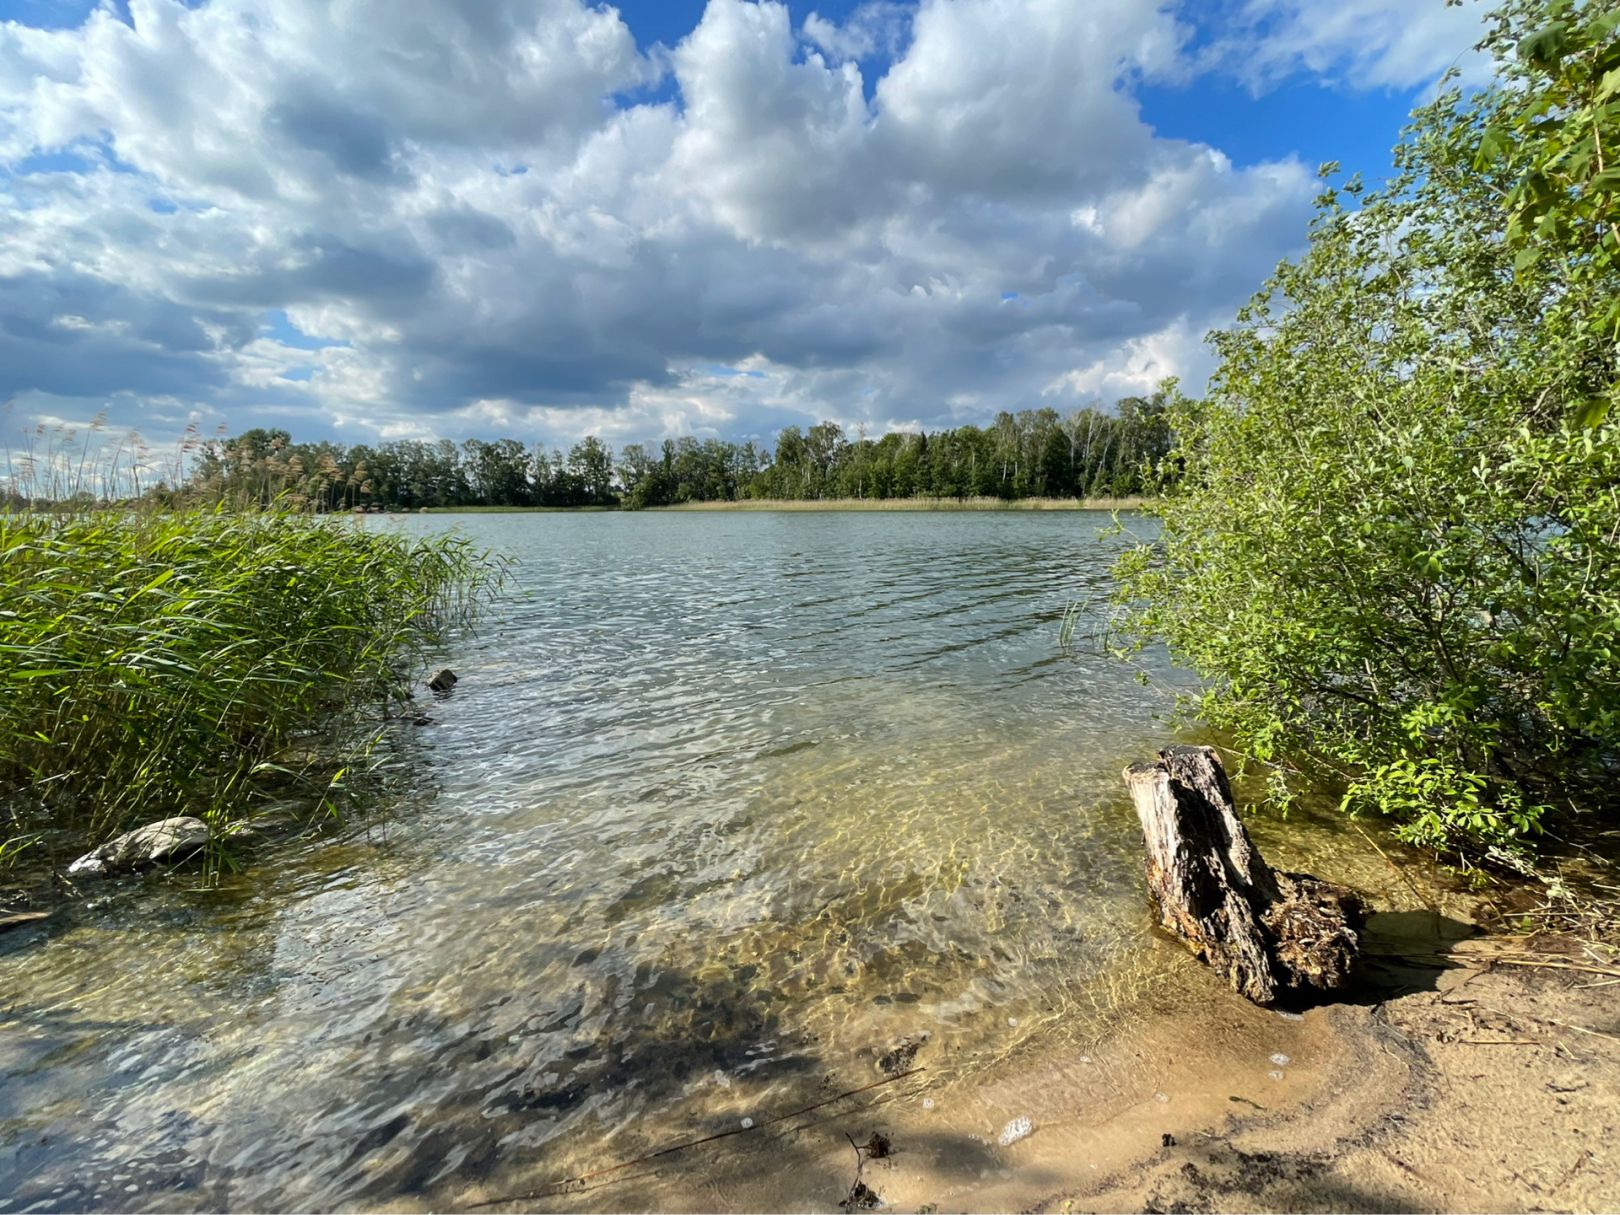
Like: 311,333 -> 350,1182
1055,929 -> 1620,1213
453,917 -> 1619,1214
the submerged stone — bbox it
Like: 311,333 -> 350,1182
878,1032 -> 928,1076
998,1115 -> 1033,1146
839,1180 -> 881,1211
427,668 -> 458,692
67,817 -> 210,878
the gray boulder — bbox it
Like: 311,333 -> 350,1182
427,668 -> 458,692
68,816 -> 210,878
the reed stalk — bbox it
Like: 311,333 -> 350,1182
0,493 -> 496,876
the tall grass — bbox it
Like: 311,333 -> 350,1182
0,504 -> 496,875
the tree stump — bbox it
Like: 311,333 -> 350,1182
1123,745 -> 1364,1005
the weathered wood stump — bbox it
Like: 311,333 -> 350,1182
1123,745 -> 1364,1005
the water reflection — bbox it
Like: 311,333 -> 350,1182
0,511 -> 1430,1212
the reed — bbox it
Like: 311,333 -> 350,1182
0,502 -> 496,875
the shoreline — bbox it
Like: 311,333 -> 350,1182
419,497 -> 1149,514
453,925 -> 1620,1214
1057,930 -> 1620,1213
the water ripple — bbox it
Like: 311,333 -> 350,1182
0,511 -> 1196,1213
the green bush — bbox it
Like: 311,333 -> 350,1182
1114,0 -> 1620,855
0,507 -> 494,869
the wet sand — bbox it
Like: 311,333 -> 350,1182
451,920 -> 1620,1214
1059,933 -> 1620,1213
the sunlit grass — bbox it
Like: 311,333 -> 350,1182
0,502 -> 497,876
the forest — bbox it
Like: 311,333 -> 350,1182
168,392 -> 1173,510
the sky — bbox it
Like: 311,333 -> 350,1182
0,0 -> 1496,454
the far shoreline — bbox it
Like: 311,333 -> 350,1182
420,496 -> 1149,514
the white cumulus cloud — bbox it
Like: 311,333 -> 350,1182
0,0 -> 1337,450
1219,0 -> 1493,92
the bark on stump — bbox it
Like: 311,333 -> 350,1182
1123,745 -> 1365,1005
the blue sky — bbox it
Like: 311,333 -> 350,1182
0,0 -> 1493,454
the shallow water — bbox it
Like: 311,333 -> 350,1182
0,511 -> 1434,1212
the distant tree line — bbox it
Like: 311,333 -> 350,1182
179,391 -> 1174,510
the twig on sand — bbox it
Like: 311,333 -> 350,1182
1487,956 -> 1620,979
462,1067 -> 927,1210
844,1131 -> 864,1171
1528,1016 -> 1620,1046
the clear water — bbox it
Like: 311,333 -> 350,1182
0,511 -> 1407,1212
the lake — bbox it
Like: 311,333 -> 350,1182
0,511 -> 1409,1211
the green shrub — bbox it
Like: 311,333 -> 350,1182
1113,0 -> 1620,855
0,506 -> 494,870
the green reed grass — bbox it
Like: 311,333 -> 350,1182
0,504 -> 497,874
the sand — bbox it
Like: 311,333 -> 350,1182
1056,930 -> 1620,1214
454,915 -> 1620,1214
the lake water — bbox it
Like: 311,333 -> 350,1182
0,511 -> 1416,1211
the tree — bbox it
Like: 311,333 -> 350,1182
1113,0 -> 1620,856
568,436 -> 616,505
616,442 -> 655,506
463,438 -> 530,505
804,421 -> 845,499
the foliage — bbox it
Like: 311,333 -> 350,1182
743,398 -> 1172,506
0,504 -> 496,871
172,396 -> 1175,512
1483,0 -> 1620,343
1113,0 -> 1620,855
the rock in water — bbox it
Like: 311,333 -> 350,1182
67,816 -> 210,878
998,1115 -> 1034,1146
1122,745 -> 1364,1004
427,668 -> 458,692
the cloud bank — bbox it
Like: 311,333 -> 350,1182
0,0 -> 1488,448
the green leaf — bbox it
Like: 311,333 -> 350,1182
1519,21 -> 1570,66
1474,126 -> 1513,170
1574,396 -> 1613,429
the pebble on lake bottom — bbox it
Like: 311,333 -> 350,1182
1153,1091 -> 1169,1103
741,1117 -> 754,1129
1268,1070 -> 1285,1081
1269,1052 -> 1291,1066
998,1116 -> 1034,1146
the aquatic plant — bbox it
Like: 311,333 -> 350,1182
0,503 -> 497,873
